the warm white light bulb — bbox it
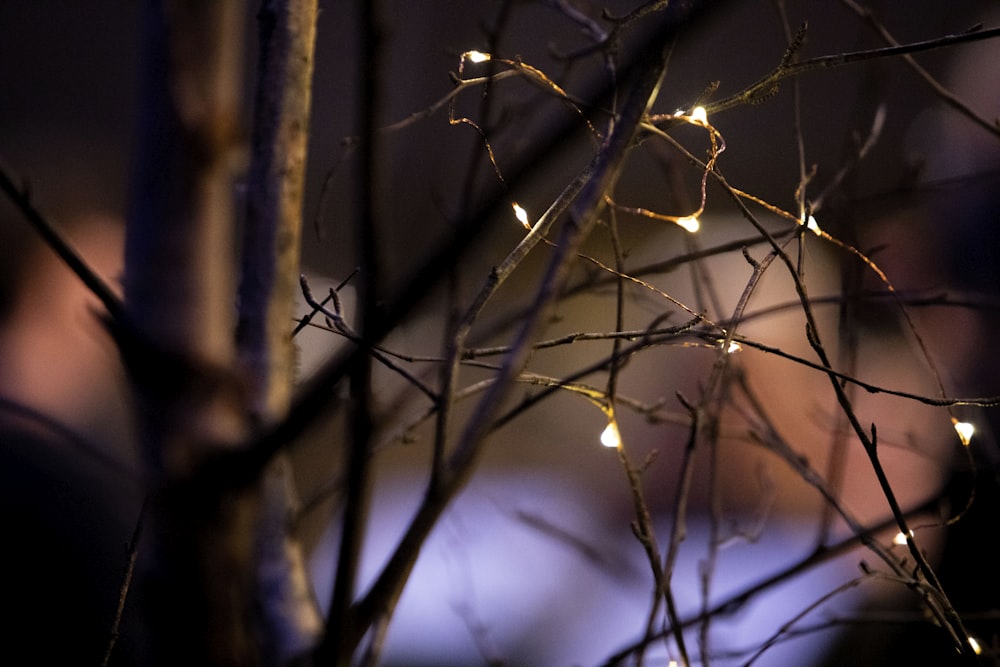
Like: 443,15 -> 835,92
676,216 -> 700,233
690,106 -> 708,124
893,530 -> 913,546
968,635 -> 983,655
803,214 -> 821,235
954,420 -> 975,446
465,50 -> 491,63
512,202 -> 530,228
726,341 -> 742,354
600,420 -> 621,448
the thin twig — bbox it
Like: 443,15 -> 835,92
713,167 -> 976,657
299,276 -> 438,401
102,498 -> 148,667
597,496 -> 943,666
841,0 -> 1000,140
727,334 -> 1000,408
647,25 -> 1000,119
606,204 -> 667,667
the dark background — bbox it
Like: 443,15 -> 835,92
1,2 -> 999,664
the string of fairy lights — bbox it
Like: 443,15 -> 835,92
454,42 -> 985,661
455,48 -> 976,460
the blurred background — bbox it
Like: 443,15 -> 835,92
1,1 -> 999,665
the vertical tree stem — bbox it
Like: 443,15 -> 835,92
239,0 -> 319,421
238,0 -> 323,662
318,1 -> 383,664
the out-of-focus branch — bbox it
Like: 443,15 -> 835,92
841,0 -> 1000,140
315,0 -> 384,663
0,158 -> 123,320
126,1 -> 245,372
124,2 -> 254,664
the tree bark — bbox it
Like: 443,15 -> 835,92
238,0 -> 323,662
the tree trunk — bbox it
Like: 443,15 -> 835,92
123,0 -> 319,663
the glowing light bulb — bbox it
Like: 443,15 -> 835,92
726,341 -> 742,354
893,530 -> 913,546
676,216 -> 700,233
512,202 -> 530,228
953,419 -> 975,446
465,50 -> 491,63
690,106 -> 708,124
968,635 -> 982,655
802,214 -> 821,235
600,420 -> 621,448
